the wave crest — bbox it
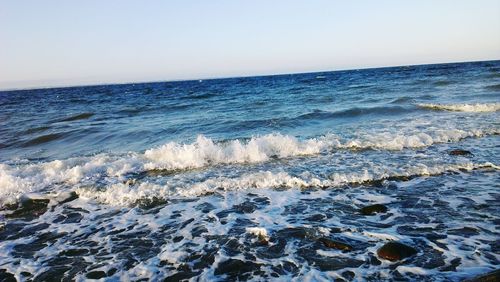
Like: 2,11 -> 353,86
143,134 -> 323,170
144,128 -> 498,170
76,162 -> 499,206
1,128 -> 498,206
417,103 -> 500,112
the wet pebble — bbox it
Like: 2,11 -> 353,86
440,257 -> 461,272
448,226 -> 480,237
377,242 -> 417,262
449,149 -> 472,156
318,237 -> 353,251
360,204 -> 388,215
86,270 -> 107,279
6,198 -> 50,220
0,269 -> 16,282
214,259 -> 261,279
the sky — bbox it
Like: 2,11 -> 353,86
1,0 -> 499,90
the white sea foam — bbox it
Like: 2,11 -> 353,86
75,162 -> 499,206
1,127 -> 498,206
1,161 -> 498,280
143,128 -> 497,170
143,134 -> 324,170
246,227 -> 269,239
417,102 -> 500,112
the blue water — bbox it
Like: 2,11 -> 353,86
0,61 -> 499,281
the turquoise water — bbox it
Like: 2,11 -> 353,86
0,61 -> 499,281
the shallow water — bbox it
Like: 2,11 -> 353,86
0,61 -> 499,281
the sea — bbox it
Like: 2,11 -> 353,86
0,61 -> 499,281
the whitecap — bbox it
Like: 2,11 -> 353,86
417,102 -> 500,112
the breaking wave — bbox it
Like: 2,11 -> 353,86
143,128 -> 498,170
1,127 -> 498,206
417,103 -> 500,112
76,162 -> 499,206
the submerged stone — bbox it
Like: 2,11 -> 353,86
440,257 -> 461,272
318,238 -> 353,251
275,227 -> 317,240
449,149 -> 472,156
360,204 -> 388,215
214,259 -> 261,278
448,226 -> 480,237
6,197 -> 50,219
463,269 -> 500,282
377,242 -> 417,261
60,248 -> 89,256
86,270 -> 107,279
56,191 -> 79,205
342,270 -> 355,280
310,256 -> 364,271
233,201 -> 257,214
0,269 -> 16,282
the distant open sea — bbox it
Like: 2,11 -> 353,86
0,61 -> 499,281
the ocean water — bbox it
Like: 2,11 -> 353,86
0,61 -> 499,281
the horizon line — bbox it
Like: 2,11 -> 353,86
1,58 -> 499,92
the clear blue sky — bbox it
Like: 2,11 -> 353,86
1,0 -> 499,90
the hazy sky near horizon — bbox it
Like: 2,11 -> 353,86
1,0 -> 500,89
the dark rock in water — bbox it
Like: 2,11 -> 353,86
439,257 -> 461,272
214,259 -> 261,279
136,197 -> 167,209
377,242 -> 417,261
269,260 -> 299,276
369,254 -> 382,265
306,213 -> 326,222
448,226 -> 480,237
107,268 -> 117,276
191,250 -> 217,270
311,256 -> 363,272
86,270 -> 107,279
449,149 -> 472,156
233,201 -> 257,214
0,269 -> 16,282
318,237 -> 353,251
20,272 -> 33,280
257,238 -> 287,259
60,248 -> 89,256
57,191 -> 79,205
463,269 -> 500,282
6,197 -> 50,219
360,204 -> 388,215
164,270 -> 201,282
275,227 -> 317,240
255,235 -> 269,246
297,246 -> 364,271
20,271 -> 32,277
342,270 -> 355,280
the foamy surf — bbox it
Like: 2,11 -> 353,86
75,162 -> 499,206
143,134 -> 324,170
144,127 -> 498,169
1,127 -> 498,206
417,102 -> 500,112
